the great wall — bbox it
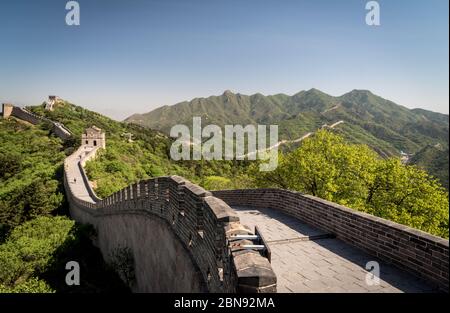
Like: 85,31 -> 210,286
2,102 -> 449,293
2,103 -> 72,140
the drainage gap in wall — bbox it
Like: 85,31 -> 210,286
206,268 -> 212,283
218,267 -> 224,283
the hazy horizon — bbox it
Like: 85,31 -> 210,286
1,0 -> 448,120
3,87 -> 449,122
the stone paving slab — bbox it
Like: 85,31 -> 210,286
65,146 -> 96,203
234,207 -> 328,241
232,206 -> 436,293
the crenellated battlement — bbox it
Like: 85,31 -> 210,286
3,102 -> 276,292
212,189 -> 449,292
6,101 -> 447,293
63,139 -> 276,292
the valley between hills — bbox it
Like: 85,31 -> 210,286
126,89 -> 449,189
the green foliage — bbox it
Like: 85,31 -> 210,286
29,102 -> 194,198
202,175 -> 255,191
29,101 -> 252,198
410,145 -> 449,189
126,89 -> 449,186
40,223 -> 130,293
0,216 -> 75,289
0,216 -> 129,293
0,108 -> 134,293
109,246 -> 135,287
0,119 -> 65,236
253,130 -> 449,238
202,176 -> 233,190
35,99 -> 446,238
30,102 -> 125,140
363,158 -> 449,237
1,97 -> 446,295
0,277 -> 54,293
84,137 -> 175,198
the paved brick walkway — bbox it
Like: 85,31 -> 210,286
232,206 -> 436,293
65,145 -> 96,203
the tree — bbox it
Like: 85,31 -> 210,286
365,158 -> 449,238
0,277 -> 54,293
202,176 -> 233,191
0,216 -> 75,289
253,130 -> 449,238
0,120 -> 66,236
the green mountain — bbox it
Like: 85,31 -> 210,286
410,144 -> 449,189
125,89 -> 449,184
27,101 -> 251,197
126,89 -> 448,153
0,116 -> 129,292
1,100 -> 252,291
2,98 -> 448,292
1,100 -> 252,228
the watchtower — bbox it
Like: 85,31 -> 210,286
45,95 -> 60,111
82,126 -> 106,149
1,103 -> 14,119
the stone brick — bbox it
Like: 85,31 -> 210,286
213,189 -> 448,292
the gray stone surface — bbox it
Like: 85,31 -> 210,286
65,146 -> 96,203
233,206 -> 436,293
65,142 -> 277,292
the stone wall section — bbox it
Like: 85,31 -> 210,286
2,104 -> 72,140
212,189 -> 449,291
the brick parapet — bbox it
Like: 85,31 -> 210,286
2,105 -> 72,140
64,157 -> 276,292
212,189 -> 449,292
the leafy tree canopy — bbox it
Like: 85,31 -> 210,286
252,130 -> 449,238
0,119 -> 65,238
0,216 -> 75,292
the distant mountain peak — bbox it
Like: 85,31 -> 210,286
338,90 -> 378,104
222,90 -> 235,96
124,90 -> 449,179
347,89 -> 374,96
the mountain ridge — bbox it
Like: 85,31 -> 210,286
124,89 -> 449,188
125,89 -> 448,152
126,88 -> 448,124
127,88 -> 448,118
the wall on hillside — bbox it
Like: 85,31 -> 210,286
213,189 -> 449,292
52,122 -> 72,140
1,103 -> 14,118
64,166 -> 276,292
11,107 -> 42,125
78,147 -> 103,202
4,105 -> 72,140
4,103 -> 276,292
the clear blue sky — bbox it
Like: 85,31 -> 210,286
0,0 -> 448,120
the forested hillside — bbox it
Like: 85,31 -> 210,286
126,89 -> 449,156
126,89 -> 449,187
0,119 -> 65,238
251,130 -> 449,238
0,98 -> 447,294
29,101 -> 251,198
410,145 -> 449,189
0,115 -> 128,292
31,99 -> 447,238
